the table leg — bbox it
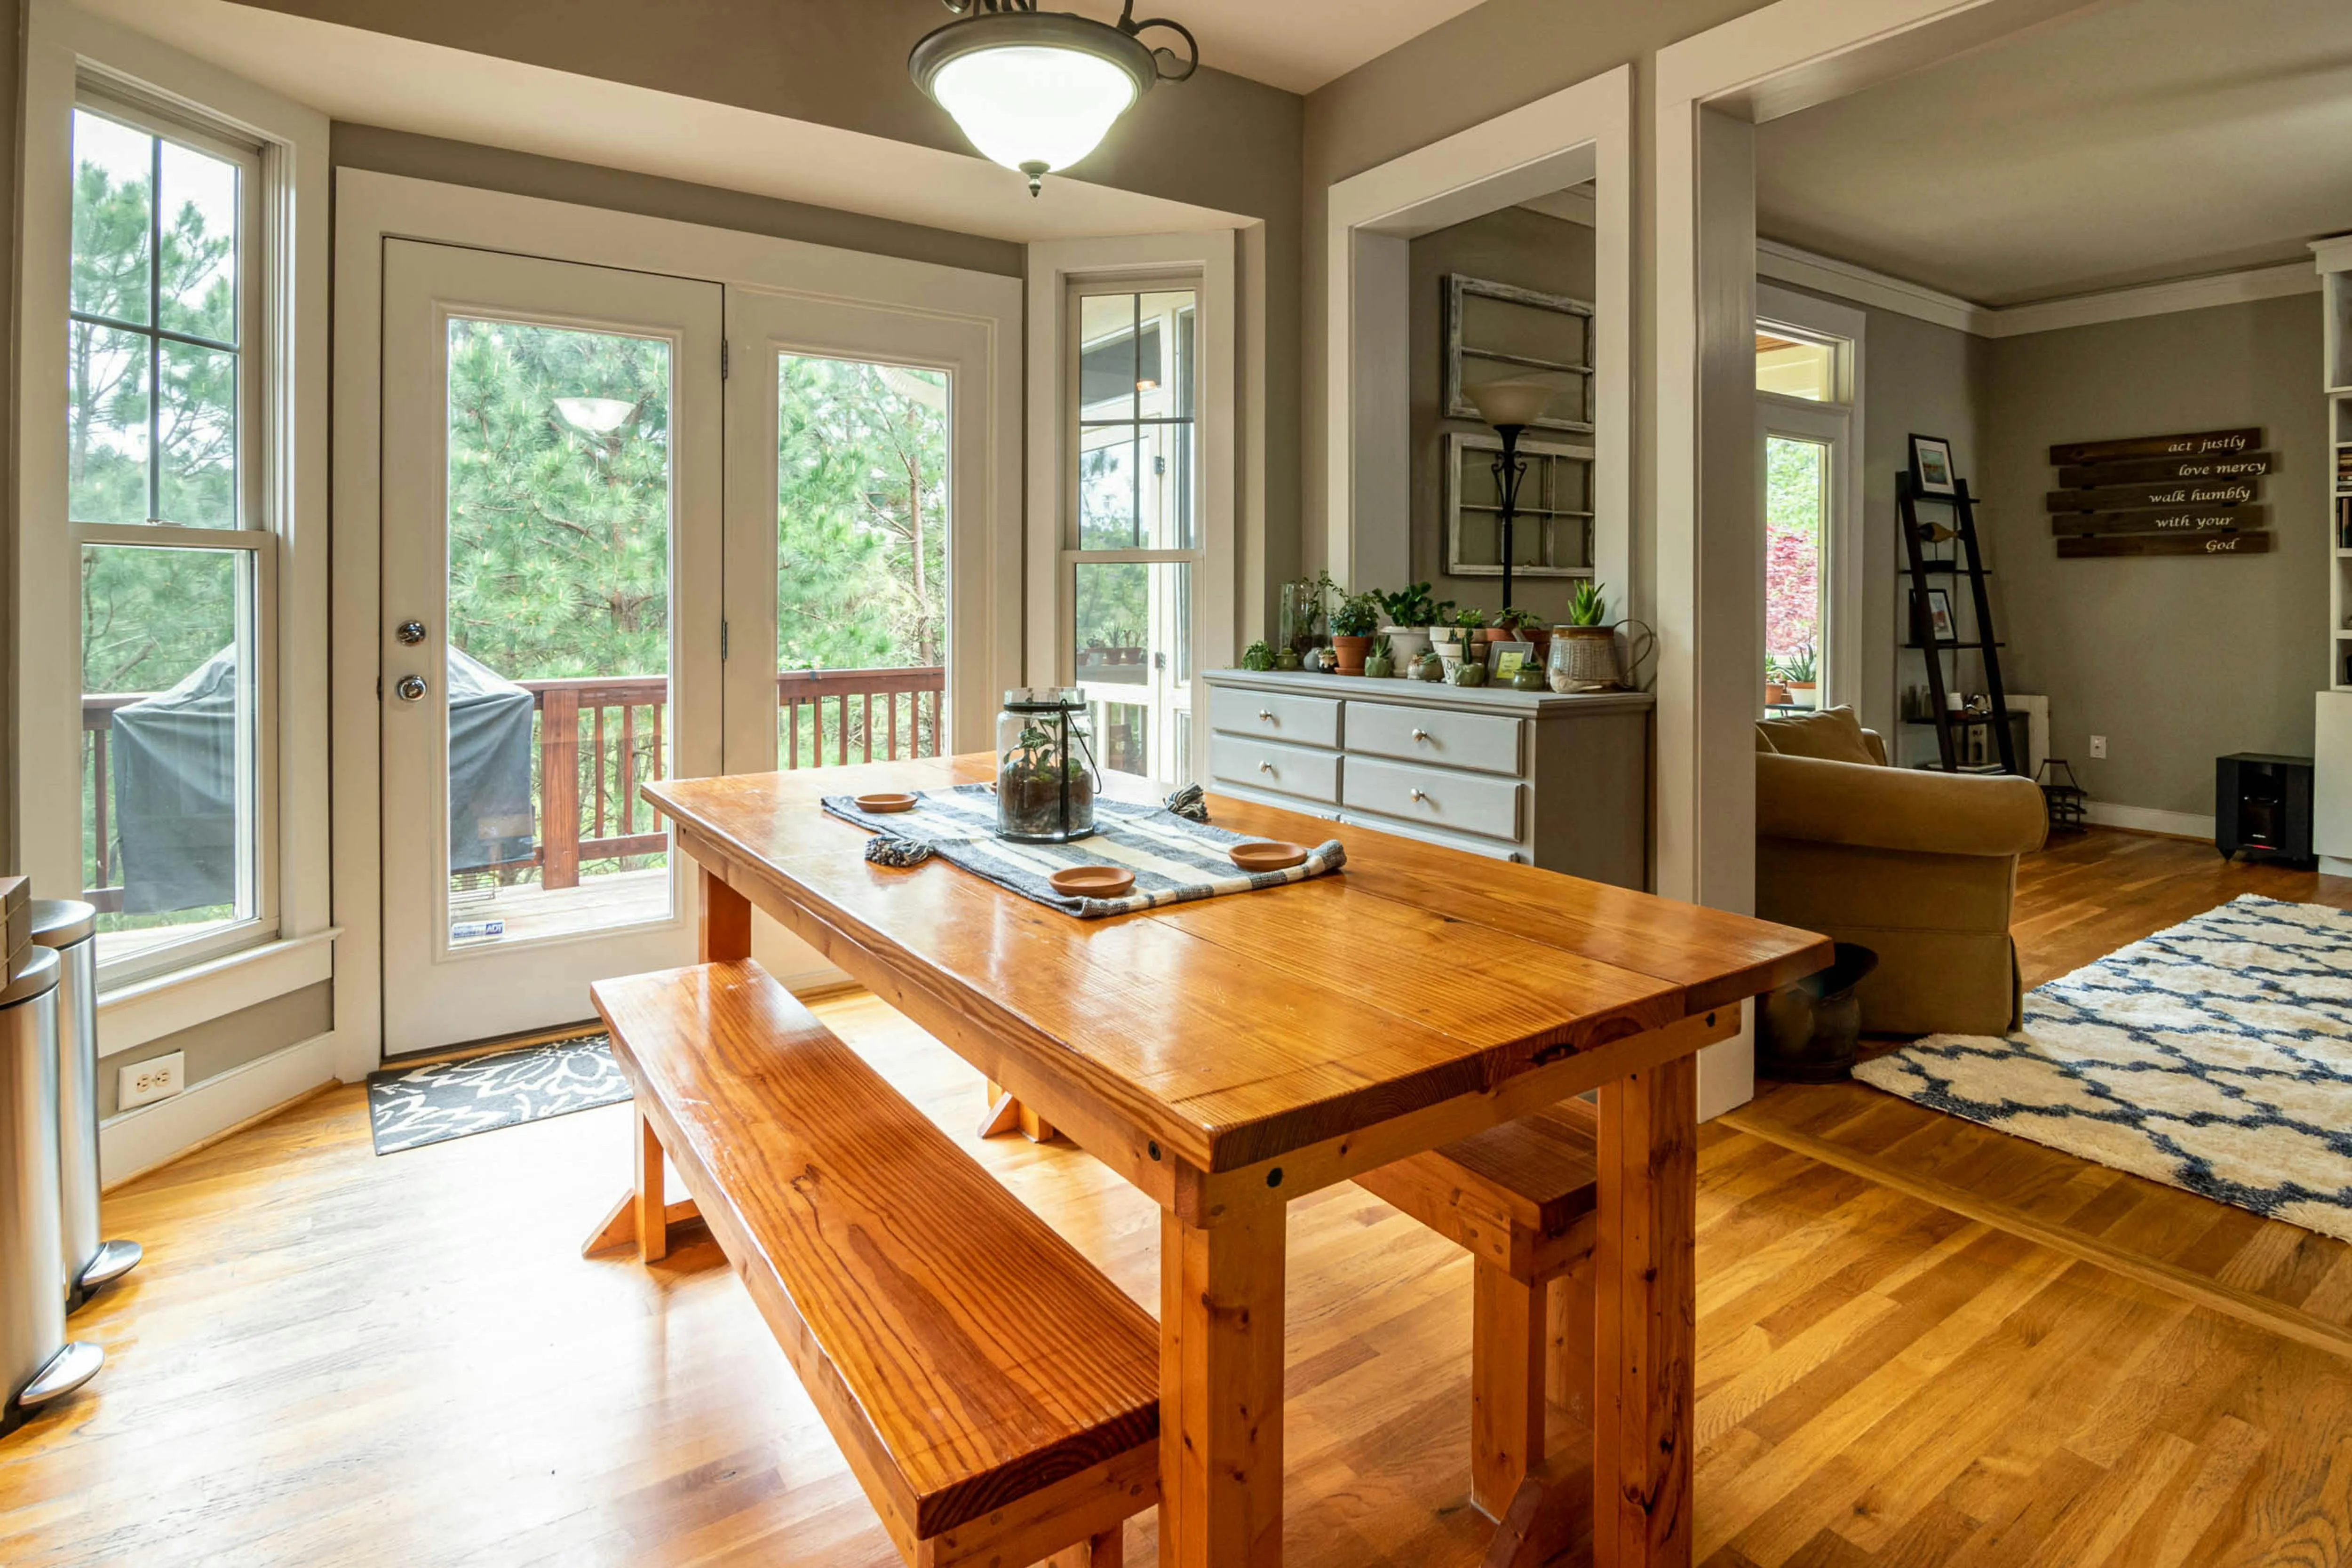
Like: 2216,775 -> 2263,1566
1160,1202 -> 1285,1568
700,867 -> 752,962
980,1080 -> 1056,1142
1592,1053 -> 1698,1568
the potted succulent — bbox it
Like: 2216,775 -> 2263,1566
1764,656 -> 1791,708
1328,589 -> 1383,676
1410,648 -> 1445,681
1377,581 -> 1452,671
1452,655 -> 1488,688
1273,644 -> 1302,671
1241,639 -> 1274,672
1550,580 -> 1616,691
1781,644 -> 1818,708
1362,633 -> 1395,680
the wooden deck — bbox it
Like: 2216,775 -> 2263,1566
448,865 -> 673,948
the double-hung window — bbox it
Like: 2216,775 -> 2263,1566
1063,279 -> 1201,785
68,92 -> 274,981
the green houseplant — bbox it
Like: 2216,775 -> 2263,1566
1362,633 -> 1395,680
1553,581 -> 1617,692
1240,639 -> 1274,672
1328,589 -> 1383,676
1378,581 -> 1452,670
1781,643 -> 1819,709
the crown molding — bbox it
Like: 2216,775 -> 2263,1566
1757,239 -> 2323,340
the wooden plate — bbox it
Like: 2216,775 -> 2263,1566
1230,840 -> 1309,873
1049,865 -> 1135,898
854,792 -> 919,813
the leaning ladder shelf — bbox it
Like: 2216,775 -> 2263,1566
1899,472 -> 2017,773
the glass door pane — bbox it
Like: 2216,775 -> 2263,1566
442,318 -> 674,948
1074,558 -> 1192,783
775,353 -> 950,769
1764,433 -> 1828,710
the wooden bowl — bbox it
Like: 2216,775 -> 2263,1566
1229,840 -> 1309,873
854,792 -> 919,814
1049,865 -> 1136,899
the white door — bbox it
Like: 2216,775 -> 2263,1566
719,286 -> 1006,777
380,240 -> 723,1053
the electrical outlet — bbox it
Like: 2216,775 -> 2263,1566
2089,735 -> 2108,759
119,1051 -> 185,1110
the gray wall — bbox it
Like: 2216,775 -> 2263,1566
1983,294 -> 2326,816
101,982 -> 335,1118
1408,205 -> 1597,626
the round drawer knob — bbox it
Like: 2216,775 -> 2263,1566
1258,709 -> 1275,721
1411,728 -> 1430,741
1409,788 -> 1427,802
1258,760 -> 1274,773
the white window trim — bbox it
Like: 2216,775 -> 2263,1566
1026,231 -> 1244,785
13,0 -> 332,1035
1756,282 -> 1865,716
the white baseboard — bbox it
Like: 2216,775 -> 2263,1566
101,1031 -> 340,1188
2319,856 -> 2352,878
2084,802 -> 2216,842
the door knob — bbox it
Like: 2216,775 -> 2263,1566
396,619 -> 428,645
395,674 -> 428,702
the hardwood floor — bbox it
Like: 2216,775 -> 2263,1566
4,829 -> 2350,1566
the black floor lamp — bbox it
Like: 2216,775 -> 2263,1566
1465,377 -> 1563,614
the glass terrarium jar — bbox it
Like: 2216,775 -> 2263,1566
996,690 -> 1100,843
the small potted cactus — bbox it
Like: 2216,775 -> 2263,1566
1362,633 -> 1395,679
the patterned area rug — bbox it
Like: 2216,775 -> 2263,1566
1855,895 -> 2352,1242
366,1035 -> 630,1155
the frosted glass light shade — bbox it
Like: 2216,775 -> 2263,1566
931,44 -> 1139,177
1466,377 -> 1561,429
554,396 -> 635,435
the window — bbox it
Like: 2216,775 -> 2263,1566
1065,282 -> 1199,784
1756,287 -> 1862,717
70,94 -> 272,979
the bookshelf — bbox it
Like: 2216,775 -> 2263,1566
2309,236 -> 2352,870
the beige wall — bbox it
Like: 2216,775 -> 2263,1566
1302,0 -> 1784,618
333,125 -> 1026,278
1407,205 -> 1597,625
1,0 -> 21,876
1983,294 -> 2326,816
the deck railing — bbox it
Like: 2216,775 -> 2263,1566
80,663 -> 945,903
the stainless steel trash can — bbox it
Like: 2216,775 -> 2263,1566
29,901 -> 139,1308
2,945 -> 103,1439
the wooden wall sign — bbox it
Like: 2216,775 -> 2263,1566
2055,452 -> 2272,488
2045,479 -> 2260,512
2046,427 -> 2265,558
2058,532 -> 2273,558
2049,505 -> 2268,537
2048,428 -> 2260,465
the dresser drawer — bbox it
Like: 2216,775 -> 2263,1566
1211,733 -> 1342,806
1343,756 -> 1522,844
1345,699 -> 1523,776
1210,686 -> 1343,749
1341,811 -> 1523,863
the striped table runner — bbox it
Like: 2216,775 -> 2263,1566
821,783 -> 1345,918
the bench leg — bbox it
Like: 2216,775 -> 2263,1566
635,1108 -> 671,1263
1472,1258 -> 1547,1519
980,1080 -> 1054,1143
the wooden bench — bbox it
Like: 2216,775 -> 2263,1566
1353,1098 -> 1599,1521
590,958 -> 1159,1567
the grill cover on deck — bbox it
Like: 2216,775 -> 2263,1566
111,645 -> 536,914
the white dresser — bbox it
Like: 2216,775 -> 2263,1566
1201,669 -> 1652,887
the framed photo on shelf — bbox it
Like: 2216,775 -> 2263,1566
1923,589 -> 1957,642
1909,433 -> 1958,496
1487,641 -> 1534,679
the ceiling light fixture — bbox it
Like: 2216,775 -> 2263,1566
911,0 -> 1199,197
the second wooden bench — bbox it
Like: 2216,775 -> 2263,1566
592,958 -> 1159,1567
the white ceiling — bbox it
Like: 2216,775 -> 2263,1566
1065,0 -> 1488,94
1756,0 -> 2352,306
80,0 -> 1246,245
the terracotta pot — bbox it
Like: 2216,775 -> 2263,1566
1764,681 -> 1791,706
1331,634 -> 1374,676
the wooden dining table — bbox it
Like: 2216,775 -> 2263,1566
633,754 -> 1828,1568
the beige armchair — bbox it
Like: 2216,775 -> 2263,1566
1755,708 -> 2047,1036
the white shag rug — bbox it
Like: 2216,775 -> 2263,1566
1855,894 -> 2352,1242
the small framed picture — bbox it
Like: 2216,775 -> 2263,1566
1923,589 -> 1956,642
1909,434 -> 1958,497
1487,640 -> 1534,678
